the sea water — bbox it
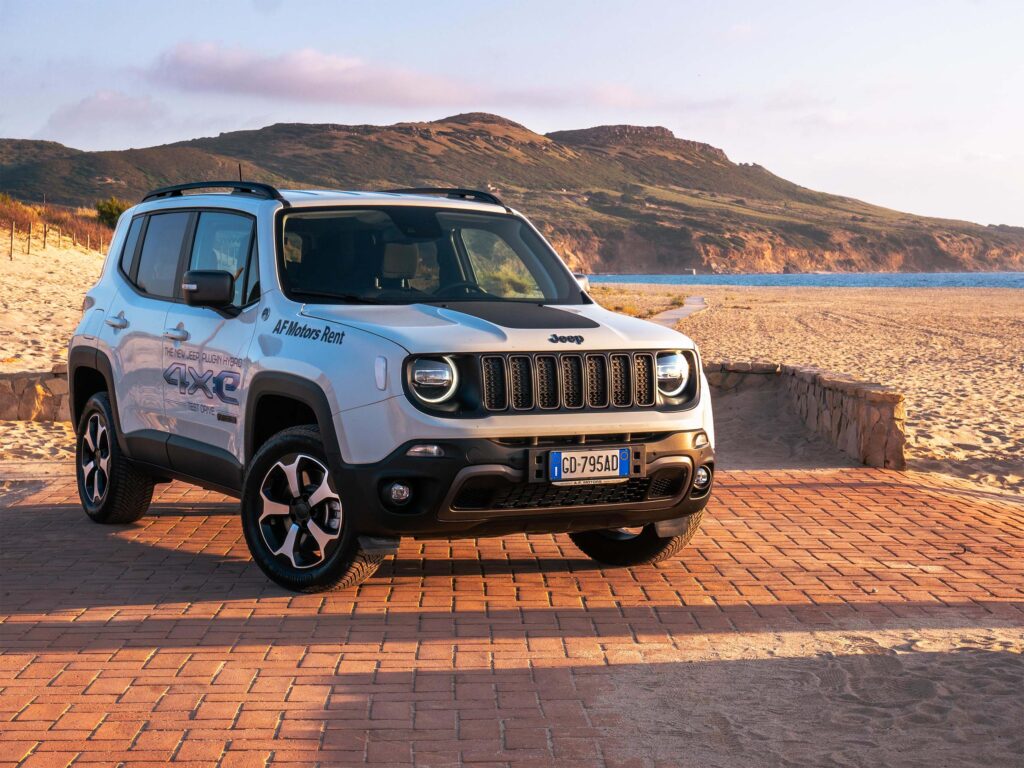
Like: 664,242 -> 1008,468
589,272 -> 1024,289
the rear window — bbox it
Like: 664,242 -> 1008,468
135,212 -> 190,298
118,217 -> 144,276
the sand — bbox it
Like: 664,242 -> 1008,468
596,283 -> 1023,494
0,233 -> 104,373
1,235 -> 1021,495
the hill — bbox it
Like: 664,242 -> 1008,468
2,113 -> 1022,273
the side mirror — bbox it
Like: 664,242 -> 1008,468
182,270 -> 234,309
573,273 -> 591,292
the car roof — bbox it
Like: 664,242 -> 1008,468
132,188 -> 511,216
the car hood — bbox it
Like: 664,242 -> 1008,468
300,301 -> 695,353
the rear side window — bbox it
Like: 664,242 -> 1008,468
118,217 -> 144,276
189,212 -> 256,306
135,212 -> 190,298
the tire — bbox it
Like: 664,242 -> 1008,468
76,392 -> 154,524
569,510 -> 704,567
241,425 -> 384,592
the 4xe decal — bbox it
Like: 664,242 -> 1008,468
163,363 -> 241,405
549,334 -> 584,344
272,318 -> 345,346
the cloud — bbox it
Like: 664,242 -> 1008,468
149,42 -> 477,107
146,42 -> 704,114
37,90 -> 166,144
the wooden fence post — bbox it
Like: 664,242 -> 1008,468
8,221 -> 13,261
87,233 -> 90,251
27,223 -> 32,255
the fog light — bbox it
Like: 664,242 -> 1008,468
693,466 -> 712,490
386,482 -> 412,505
406,444 -> 444,458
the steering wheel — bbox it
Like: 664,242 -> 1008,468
433,281 -> 487,298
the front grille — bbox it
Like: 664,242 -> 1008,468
451,465 -> 689,511
454,477 -> 654,510
479,351 -> 665,413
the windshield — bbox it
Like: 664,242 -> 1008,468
278,207 -> 583,304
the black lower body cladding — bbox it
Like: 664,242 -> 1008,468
330,430 -> 714,539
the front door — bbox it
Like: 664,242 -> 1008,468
162,210 -> 260,483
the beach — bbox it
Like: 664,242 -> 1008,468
600,283 -> 1024,494
1,235 -> 1022,496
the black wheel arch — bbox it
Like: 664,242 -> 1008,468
245,372 -> 343,471
68,346 -> 127,452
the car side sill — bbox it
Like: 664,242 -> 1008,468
123,429 -> 243,496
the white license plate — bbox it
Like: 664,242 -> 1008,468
549,447 -> 631,484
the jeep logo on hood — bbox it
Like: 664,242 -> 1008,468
549,334 -> 584,344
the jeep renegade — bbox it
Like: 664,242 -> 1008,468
69,183 -> 715,592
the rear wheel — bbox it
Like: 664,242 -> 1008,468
241,425 -> 384,592
569,510 -> 703,567
76,392 -> 154,524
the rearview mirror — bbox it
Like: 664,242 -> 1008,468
182,270 -> 234,309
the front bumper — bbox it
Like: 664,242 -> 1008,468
332,430 -> 715,539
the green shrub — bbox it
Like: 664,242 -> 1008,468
95,196 -> 131,228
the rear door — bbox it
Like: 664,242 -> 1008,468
100,211 -> 191,460
162,210 -> 260,478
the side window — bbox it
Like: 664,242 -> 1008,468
118,217 -> 144,277
135,212 -> 190,298
189,211 -> 255,306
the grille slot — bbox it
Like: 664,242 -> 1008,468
536,355 -> 559,409
481,356 -> 508,411
560,355 -> 585,409
586,355 -> 609,408
508,356 -> 534,410
633,353 -> 656,407
611,354 -> 632,407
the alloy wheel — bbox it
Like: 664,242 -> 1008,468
258,454 -> 343,569
80,412 -> 111,504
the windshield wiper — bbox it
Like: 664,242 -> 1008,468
295,290 -> 386,305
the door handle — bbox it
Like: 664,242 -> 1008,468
105,312 -> 128,330
163,327 -> 190,342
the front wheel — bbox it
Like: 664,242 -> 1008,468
569,510 -> 703,567
241,425 -> 384,592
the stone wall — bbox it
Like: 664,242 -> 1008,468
704,360 -> 906,469
1,359 -> 908,470
0,365 -> 71,422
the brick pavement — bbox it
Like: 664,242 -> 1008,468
0,469 -> 1021,767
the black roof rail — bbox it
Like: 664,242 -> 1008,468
141,181 -> 290,207
382,187 -> 509,211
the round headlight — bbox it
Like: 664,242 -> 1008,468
410,356 -> 459,404
656,352 -> 690,397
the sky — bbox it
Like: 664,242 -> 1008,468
1,0 -> 1021,225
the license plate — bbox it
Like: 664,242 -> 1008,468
549,447 -> 631,484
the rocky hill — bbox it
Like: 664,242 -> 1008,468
2,113 -> 1022,273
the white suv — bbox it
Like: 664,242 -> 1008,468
69,183 -> 715,592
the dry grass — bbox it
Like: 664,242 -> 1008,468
589,283 -> 689,318
0,194 -> 111,252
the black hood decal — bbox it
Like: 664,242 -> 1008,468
426,301 -> 600,329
